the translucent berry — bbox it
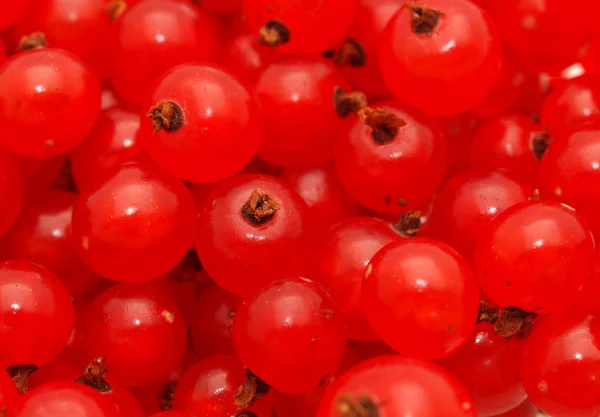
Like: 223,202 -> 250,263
0,150 -> 23,237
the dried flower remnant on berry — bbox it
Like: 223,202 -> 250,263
334,88 -> 368,117
75,357 -> 111,393
241,190 -> 281,225
408,2 -> 444,35
532,130 -> 551,160
158,381 -> 177,410
335,394 -> 380,417
259,21 -> 290,46
394,210 -> 421,237
147,101 -> 184,133
233,369 -> 271,409
478,300 -> 537,339
105,0 -> 127,21
7,365 -> 38,394
323,39 -> 366,67
18,33 -> 48,51
235,412 -> 258,417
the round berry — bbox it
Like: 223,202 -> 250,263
0,150 -> 23,237
0,2 -> 33,29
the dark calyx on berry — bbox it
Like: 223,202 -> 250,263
259,21 -> 290,47
18,32 -> 48,51
478,300 -> 537,340
532,130 -> 551,160
323,39 -> 366,67
394,210 -> 421,237
147,100 -> 184,133
241,190 -> 281,225
105,0 -> 128,21
169,249 -> 202,283
158,381 -> 177,410
7,365 -> 38,394
334,87 -> 368,117
335,394 -> 380,417
233,369 -> 271,409
75,357 -> 111,393
408,2 -> 443,35
235,413 -> 258,417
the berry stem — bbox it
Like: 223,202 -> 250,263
407,2 -> 444,35
233,369 -> 271,409
18,33 -> 48,51
75,357 -> 111,393
241,190 -> 281,226
147,101 -> 184,133
259,21 -> 290,47
7,365 -> 38,394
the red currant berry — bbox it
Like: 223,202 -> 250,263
83,283 -> 188,387
379,0 -> 502,116
0,369 -> 19,412
317,355 -> 477,417
220,32 -> 276,87
6,381 -> 119,417
469,114 -> 547,183
233,277 -> 347,393
520,308 -> 600,417
493,400 -> 539,417
0,37 -> 6,62
335,101 -> 446,213
110,0 -> 217,106
253,58 -> 350,167
72,162 -> 196,283
196,174 -> 313,297
363,238 -> 480,359
579,248 -> 600,311
280,163 -> 358,226
311,216 -> 399,340
0,2 -> 33,29
1,190 -> 102,297
16,154 -> 65,194
196,0 -> 241,15
190,283 -> 241,358
7,0 -> 112,77
0,48 -> 101,157
149,412 -> 195,417
428,171 -> 531,262
440,322 -> 527,416
0,260 -> 74,368
0,150 -> 23,237
141,64 -> 263,183
71,105 -> 142,190
242,0 -> 357,55
540,75 -> 600,139
438,112 -> 478,178
473,201 -> 596,314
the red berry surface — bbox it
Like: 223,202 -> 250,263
0,150 -> 24,237
0,2 -> 32,29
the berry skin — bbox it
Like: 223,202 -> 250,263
438,112 -> 478,178
196,0 -> 241,15
0,2 -> 32,29
0,191 -> 102,297
110,0 -> 217,106
242,0 -> 357,55
83,283 -> 188,387
0,370 -> 19,412
72,162 -> 197,283
71,105 -> 142,190
6,381 -> 119,417
0,260 -> 74,368
196,174 -> 313,297
362,238 -> 480,360
469,114 -> 546,183
316,355 -> 477,417
141,64 -> 263,183
233,277 -> 347,394
335,101 -> 446,213
253,58 -> 350,167
492,400 -> 538,417
379,0 -> 502,116
473,201 -> 596,314
0,150 -> 24,237
220,32 -> 276,87
428,170 -> 531,262
520,308 -> 600,417
280,163 -> 358,226
0,49 -> 101,157
311,216 -> 399,340
149,412 -> 196,417
440,322 -> 527,416
16,154 -> 66,194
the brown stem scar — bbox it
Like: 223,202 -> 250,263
408,2 -> 444,35
394,210 -> 421,237
241,190 -> 280,225
105,0 -> 127,21
334,87 -> 368,117
335,394 -> 380,417
478,300 -> 537,339
323,39 -> 366,67
75,357 -> 111,393
233,369 -> 271,409
7,365 -> 38,394
259,21 -> 290,46
147,101 -> 184,133
532,130 -> 551,160
18,33 -> 48,51
158,382 -> 177,410
358,107 -> 407,144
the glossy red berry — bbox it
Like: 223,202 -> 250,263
0,2 -> 32,29
16,154 -> 66,194
379,0 -> 502,116
219,32 -> 276,87
280,163 -> 358,226
242,0 -> 357,55
190,283 -> 241,358
438,112 -> 478,178
317,355 -> 476,417
473,201 -> 596,314
196,174 -> 313,297
363,238 -> 480,359
71,105 -> 142,189
83,283 -> 188,387
253,58 -> 350,167
72,162 -> 196,283
149,412 -> 195,417
311,216 -> 399,340
196,0 -> 241,15
1,190 -> 102,297
110,0 -> 217,106
0,48 -> 101,157
428,171 -> 531,262
469,114 -> 546,182
141,64 -> 263,183
335,101 -> 446,213
520,308 -> 600,417
233,277 -> 346,394
491,400 -> 538,417
440,322 -> 527,416
6,381 -> 119,417
0,260 -> 74,367
0,150 -> 23,237
0,370 -> 19,412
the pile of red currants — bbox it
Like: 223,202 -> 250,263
0,0 -> 598,416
